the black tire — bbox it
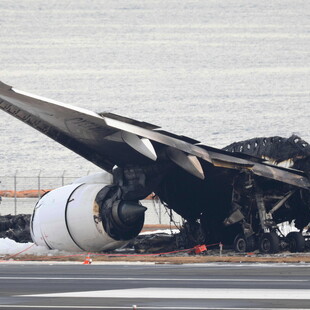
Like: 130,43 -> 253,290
259,232 -> 280,254
234,234 -> 247,252
287,232 -> 305,253
234,234 -> 256,252
246,235 -> 256,252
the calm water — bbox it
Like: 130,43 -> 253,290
0,0 -> 309,178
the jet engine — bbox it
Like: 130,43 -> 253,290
30,173 -> 146,252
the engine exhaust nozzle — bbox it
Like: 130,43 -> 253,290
112,200 -> 147,228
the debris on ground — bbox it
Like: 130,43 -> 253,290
0,214 -> 31,243
1,214 -> 310,261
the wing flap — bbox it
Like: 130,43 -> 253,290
103,116 -> 212,163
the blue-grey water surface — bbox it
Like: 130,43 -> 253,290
0,0 -> 309,178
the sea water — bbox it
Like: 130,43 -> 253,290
0,0 -> 309,177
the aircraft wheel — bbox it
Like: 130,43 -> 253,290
246,235 -> 256,252
234,234 -> 256,252
234,234 -> 247,252
259,232 -> 280,254
287,232 -> 305,253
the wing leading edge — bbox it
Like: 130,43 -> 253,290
0,81 -> 309,189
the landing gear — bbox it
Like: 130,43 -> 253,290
286,232 -> 305,253
227,172 -> 307,254
259,232 -> 280,254
234,234 -> 256,252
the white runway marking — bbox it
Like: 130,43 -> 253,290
1,306 -> 310,310
23,288 -> 310,300
1,276 -> 306,282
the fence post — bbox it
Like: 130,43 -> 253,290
158,200 -> 162,224
14,171 -> 18,215
62,170 -> 66,186
38,170 -> 41,199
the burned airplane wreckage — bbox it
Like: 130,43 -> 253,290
0,81 -> 309,254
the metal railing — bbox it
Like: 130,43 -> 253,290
0,170 -> 87,215
0,171 -> 182,226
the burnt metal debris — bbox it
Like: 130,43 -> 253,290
173,135 -> 310,253
133,135 -> 309,254
1,135 -> 310,255
0,82 -> 309,254
0,214 -> 31,243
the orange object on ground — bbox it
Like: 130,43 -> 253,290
194,244 -> 207,254
83,253 -> 92,264
0,189 -> 51,198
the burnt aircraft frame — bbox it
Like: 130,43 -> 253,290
0,81 -> 309,253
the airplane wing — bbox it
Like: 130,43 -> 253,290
1,81 -> 310,190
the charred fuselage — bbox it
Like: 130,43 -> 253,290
115,135 -> 310,251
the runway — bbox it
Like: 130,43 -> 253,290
0,262 -> 309,309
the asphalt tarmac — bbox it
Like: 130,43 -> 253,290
0,262 -> 309,309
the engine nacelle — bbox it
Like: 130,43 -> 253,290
30,174 -> 146,252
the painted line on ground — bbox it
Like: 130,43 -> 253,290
2,306 -> 310,310
22,288 -> 310,300
1,276 -> 306,282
